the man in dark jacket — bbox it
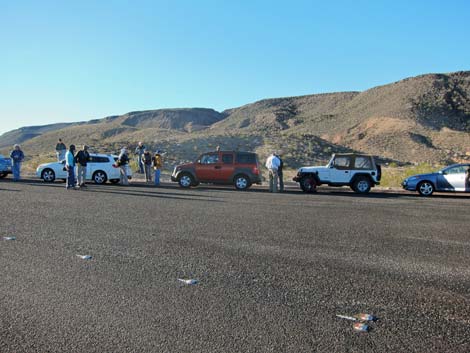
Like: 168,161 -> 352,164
10,144 -> 25,181
142,149 -> 153,182
135,142 -> 146,174
55,138 -> 67,161
276,153 -> 284,192
75,145 -> 91,187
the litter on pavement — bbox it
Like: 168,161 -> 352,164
76,255 -> 93,260
177,278 -> 199,285
3,236 -> 16,241
337,313 -> 378,333
353,322 -> 370,332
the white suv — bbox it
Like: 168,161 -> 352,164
293,154 -> 381,194
36,153 -> 132,184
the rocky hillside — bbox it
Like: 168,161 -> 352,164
1,71 -> 469,168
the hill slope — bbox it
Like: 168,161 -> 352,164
1,71 -> 469,168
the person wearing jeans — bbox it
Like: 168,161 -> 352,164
153,150 -> 163,186
276,154 -> 284,192
135,142 -> 146,174
10,144 -> 25,181
65,144 -> 77,190
142,149 -> 153,182
118,147 -> 129,185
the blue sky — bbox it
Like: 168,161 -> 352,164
1,0 -> 469,135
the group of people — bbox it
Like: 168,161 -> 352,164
64,144 -> 91,190
265,152 -> 284,193
132,142 -> 164,185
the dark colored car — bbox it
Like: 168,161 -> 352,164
0,154 -> 12,178
402,163 -> 470,196
171,151 -> 262,190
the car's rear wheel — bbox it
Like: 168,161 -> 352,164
417,181 -> 434,196
234,174 -> 251,190
300,175 -> 317,193
178,173 -> 193,188
353,177 -> 371,194
93,170 -> 107,184
41,168 -> 56,182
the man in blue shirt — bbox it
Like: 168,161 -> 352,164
10,144 -> 25,181
65,144 -> 77,189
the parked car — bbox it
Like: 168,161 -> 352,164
293,153 -> 381,194
402,163 -> 470,196
36,153 -> 132,184
171,151 -> 262,190
0,154 -> 12,178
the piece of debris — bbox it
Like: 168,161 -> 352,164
354,313 -> 377,322
353,322 -> 370,332
177,278 -> 199,285
3,236 -> 16,241
336,314 -> 358,322
76,255 -> 93,260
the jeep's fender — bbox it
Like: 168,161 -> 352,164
350,172 -> 375,185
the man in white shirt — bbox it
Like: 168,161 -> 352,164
265,152 -> 281,192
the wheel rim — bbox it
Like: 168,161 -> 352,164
357,180 -> 369,192
419,182 -> 433,195
302,178 -> 314,191
95,172 -> 106,184
180,175 -> 191,187
43,170 -> 54,181
236,177 -> 248,189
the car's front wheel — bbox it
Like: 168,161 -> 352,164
353,177 -> 371,194
178,173 -> 194,188
41,168 -> 56,182
300,175 -> 317,193
92,170 -> 108,184
417,181 -> 434,196
234,174 -> 251,190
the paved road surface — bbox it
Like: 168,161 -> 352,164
1,179 -> 469,352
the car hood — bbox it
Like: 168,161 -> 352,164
298,165 -> 328,173
37,162 -> 61,169
176,163 -> 195,169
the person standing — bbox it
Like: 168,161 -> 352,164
65,144 -> 77,190
10,144 -> 25,182
118,147 -> 130,185
153,150 -> 163,186
55,138 -> 67,161
466,166 -> 470,191
135,142 -> 146,174
265,152 -> 280,193
75,145 -> 90,187
276,154 -> 284,192
142,149 -> 153,182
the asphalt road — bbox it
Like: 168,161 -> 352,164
1,179 -> 469,352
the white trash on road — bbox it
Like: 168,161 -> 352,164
177,278 -> 199,285
76,255 -> 93,260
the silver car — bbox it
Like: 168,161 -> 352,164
402,163 -> 470,196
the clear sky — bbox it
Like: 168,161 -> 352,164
1,0 -> 469,135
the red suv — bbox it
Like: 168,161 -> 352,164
171,151 -> 262,190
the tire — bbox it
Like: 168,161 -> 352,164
353,177 -> 371,194
41,168 -> 56,182
178,173 -> 194,188
110,179 -> 120,184
234,174 -> 251,190
417,181 -> 434,196
92,170 -> 108,184
0,172 -> 7,179
300,175 -> 317,193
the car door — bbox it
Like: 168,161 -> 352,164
219,153 -> 235,182
195,153 -> 221,182
329,156 -> 353,183
440,165 -> 466,191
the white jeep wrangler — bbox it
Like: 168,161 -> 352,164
293,153 -> 381,194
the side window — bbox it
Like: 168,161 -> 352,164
236,153 -> 256,164
354,157 -> 373,169
446,166 -> 466,174
200,154 -> 219,164
333,156 -> 351,169
222,154 -> 233,164
90,156 -> 109,163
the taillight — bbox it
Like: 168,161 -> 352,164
253,166 -> 259,175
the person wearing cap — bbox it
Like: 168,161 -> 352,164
142,149 -> 153,183
75,145 -> 91,187
10,144 -> 25,182
134,142 -> 146,174
265,152 -> 281,192
118,147 -> 130,185
55,138 -> 67,161
153,150 -> 163,186
65,144 -> 77,189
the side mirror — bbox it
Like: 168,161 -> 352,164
439,170 -> 444,175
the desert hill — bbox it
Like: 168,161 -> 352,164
1,71 -> 469,168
